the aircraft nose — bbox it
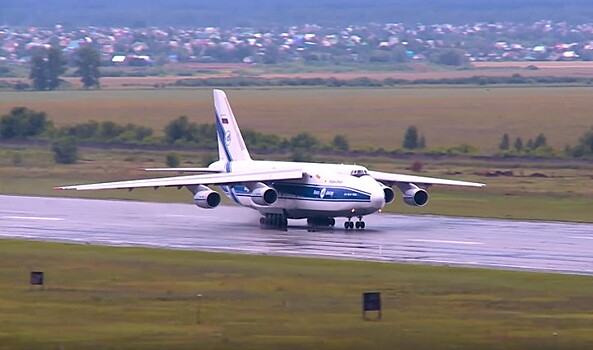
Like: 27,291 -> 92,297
370,186 -> 386,210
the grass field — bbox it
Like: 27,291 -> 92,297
1,147 -> 592,222
1,239 -> 592,349
1,86 -> 592,222
1,86 -> 593,154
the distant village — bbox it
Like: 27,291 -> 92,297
1,20 -> 593,66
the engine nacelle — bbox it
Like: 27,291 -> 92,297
250,186 -> 278,206
381,185 -> 395,204
193,187 -> 221,209
402,186 -> 429,207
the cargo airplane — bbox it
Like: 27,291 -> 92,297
57,89 -> 485,229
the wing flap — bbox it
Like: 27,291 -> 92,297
144,167 -> 222,173
369,170 -> 485,188
56,168 -> 303,191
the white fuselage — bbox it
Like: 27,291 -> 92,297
212,160 -> 386,219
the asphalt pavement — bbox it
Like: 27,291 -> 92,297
1,195 -> 592,275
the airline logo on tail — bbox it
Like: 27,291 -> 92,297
225,130 -> 231,146
213,89 -> 251,162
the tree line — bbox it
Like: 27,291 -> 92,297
9,69 -> 593,92
173,75 -> 593,88
1,107 -> 592,164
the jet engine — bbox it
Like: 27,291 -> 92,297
250,184 -> 278,206
399,184 -> 429,207
381,184 -> 395,204
193,186 -> 221,209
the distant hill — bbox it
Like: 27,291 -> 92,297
2,0 -> 593,27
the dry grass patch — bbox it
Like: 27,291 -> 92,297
2,87 -> 592,154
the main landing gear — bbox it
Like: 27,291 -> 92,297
344,216 -> 365,230
307,217 -> 336,227
260,213 -> 288,229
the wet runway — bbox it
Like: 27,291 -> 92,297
1,195 -> 592,275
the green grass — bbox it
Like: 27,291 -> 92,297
1,239 -> 592,349
1,85 -> 592,223
387,190 -> 593,223
1,147 -> 592,222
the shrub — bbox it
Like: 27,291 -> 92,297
0,107 -> 50,139
165,152 -> 180,167
331,135 -> 349,151
51,137 -> 78,164
403,126 -> 419,150
499,133 -> 510,150
291,148 -> 312,162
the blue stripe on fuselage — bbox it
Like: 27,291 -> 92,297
215,112 -> 232,162
215,117 -> 240,204
223,161 -> 240,204
273,182 -> 371,201
232,183 -> 370,202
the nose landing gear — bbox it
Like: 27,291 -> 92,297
344,217 -> 365,230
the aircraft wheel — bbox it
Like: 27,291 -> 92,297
330,218 -> 335,226
355,221 -> 361,229
360,221 -> 366,229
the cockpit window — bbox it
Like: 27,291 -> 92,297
350,169 -> 368,177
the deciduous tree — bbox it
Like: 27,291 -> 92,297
29,53 -> 48,90
29,47 -> 67,90
75,46 -> 101,88
47,47 -> 67,90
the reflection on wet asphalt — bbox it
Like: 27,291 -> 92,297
1,195 -> 592,275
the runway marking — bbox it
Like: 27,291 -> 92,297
2,216 -> 64,221
569,236 -> 593,240
406,239 -> 483,245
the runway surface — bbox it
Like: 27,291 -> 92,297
1,195 -> 592,275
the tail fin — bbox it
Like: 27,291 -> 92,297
213,89 -> 252,162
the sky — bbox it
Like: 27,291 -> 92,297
1,0 -> 593,27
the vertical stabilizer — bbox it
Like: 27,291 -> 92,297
213,89 -> 252,162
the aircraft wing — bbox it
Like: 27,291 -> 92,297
144,167 -> 222,173
56,168 -> 303,191
369,170 -> 485,188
